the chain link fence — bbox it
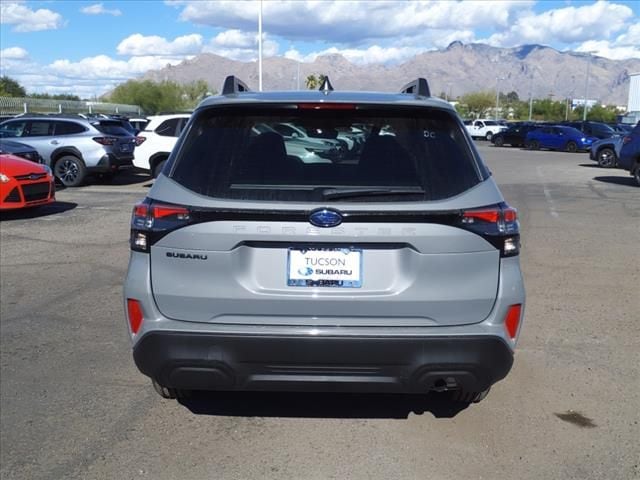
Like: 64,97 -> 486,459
0,97 -> 142,116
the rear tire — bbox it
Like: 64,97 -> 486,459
634,164 -> 640,186
152,158 -> 167,179
526,140 -> 539,150
53,156 -> 86,187
597,148 -> 616,168
485,131 -> 493,141
565,141 -> 578,153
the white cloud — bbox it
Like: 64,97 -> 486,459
488,1 -> 634,47
1,47 -> 29,60
80,3 -> 122,16
168,0 -> 530,44
0,1 -> 64,32
204,29 -> 278,61
117,34 -> 203,56
574,23 -> 640,60
284,45 -> 421,65
48,55 -> 188,80
575,40 -> 640,60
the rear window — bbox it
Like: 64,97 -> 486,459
92,121 -> 131,136
170,105 -> 485,202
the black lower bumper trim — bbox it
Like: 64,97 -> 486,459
133,332 -> 513,393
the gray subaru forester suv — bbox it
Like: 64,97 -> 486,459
124,76 -> 526,403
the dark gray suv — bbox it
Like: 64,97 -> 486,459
124,76 -> 526,403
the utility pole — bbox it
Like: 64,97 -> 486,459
582,52 -> 594,121
495,77 -> 504,120
528,74 -> 534,121
258,0 -> 263,91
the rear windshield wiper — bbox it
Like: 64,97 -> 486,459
321,187 -> 426,200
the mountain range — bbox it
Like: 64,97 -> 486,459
143,42 -> 640,106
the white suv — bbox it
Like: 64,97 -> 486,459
133,114 -> 191,177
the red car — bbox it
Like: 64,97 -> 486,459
0,153 -> 55,210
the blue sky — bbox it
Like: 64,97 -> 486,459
1,1 -> 639,97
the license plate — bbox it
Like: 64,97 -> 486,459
287,247 -> 362,287
120,143 -> 133,152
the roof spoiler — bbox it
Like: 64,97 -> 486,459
222,75 -> 251,95
400,78 -> 431,98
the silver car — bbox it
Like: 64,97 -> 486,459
124,76 -> 526,403
0,115 -> 136,186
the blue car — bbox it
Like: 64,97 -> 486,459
525,126 -> 597,153
618,122 -> 640,186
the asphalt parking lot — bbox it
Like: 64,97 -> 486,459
1,145 -> 638,480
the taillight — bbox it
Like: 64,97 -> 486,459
130,199 -> 192,252
504,304 -> 523,340
622,135 -> 632,144
460,204 -> 520,257
92,136 -> 118,146
135,136 -> 146,146
126,299 -> 144,335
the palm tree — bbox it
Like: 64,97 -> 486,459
305,74 -> 318,90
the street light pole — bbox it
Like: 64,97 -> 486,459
258,0 -> 263,91
495,76 -> 503,121
582,52 -> 593,121
528,74 -> 534,121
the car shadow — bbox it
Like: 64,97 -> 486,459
92,169 -> 152,187
592,175 -> 637,187
179,390 -> 470,419
578,163 -> 601,169
0,201 -> 77,221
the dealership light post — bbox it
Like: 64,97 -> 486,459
495,76 -> 504,120
582,51 -> 595,121
258,0 -> 263,91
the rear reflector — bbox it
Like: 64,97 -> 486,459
126,299 -> 144,335
504,304 -> 522,339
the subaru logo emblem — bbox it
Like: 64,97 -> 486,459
297,267 -> 314,276
309,209 -> 342,228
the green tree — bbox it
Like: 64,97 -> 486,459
305,74 -> 318,90
532,98 -> 566,121
180,79 -> 213,108
585,104 -> 617,123
109,79 -> 185,114
459,91 -> 494,118
0,76 -> 26,97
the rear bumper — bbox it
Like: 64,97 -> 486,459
133,331 -> 513,393
89,153 -> 134,173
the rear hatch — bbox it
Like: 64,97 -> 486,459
92,120 -> 136,158
136,103 -> 515,327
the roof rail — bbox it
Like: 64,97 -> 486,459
222,75 -> 251,95
400,78 -> 431,98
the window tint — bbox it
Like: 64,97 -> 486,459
92,121 -> 131,136
170,106 -> 485,203
0,121 -> 27,138
155,118 -> 180,137
54,121 -> 86,135
27,121 -> 54,137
